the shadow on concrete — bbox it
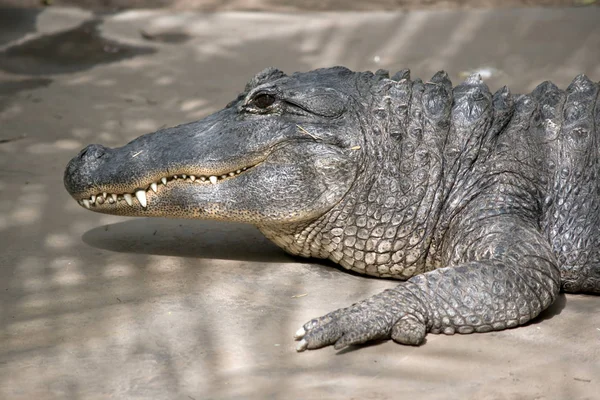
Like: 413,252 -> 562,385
0,7 -> 40,46
0,77 -> 53,113
0,19 -> 155,75
0,78 -> 53,95
82,218 -> 292,262
528,293 -> 567,324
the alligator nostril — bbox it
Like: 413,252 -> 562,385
79,144 -> 107,161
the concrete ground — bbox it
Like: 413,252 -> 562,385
1,6 -> 599,400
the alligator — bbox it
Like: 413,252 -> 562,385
64,66 -> 600,351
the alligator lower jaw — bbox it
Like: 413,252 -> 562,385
76,166 -> 251,210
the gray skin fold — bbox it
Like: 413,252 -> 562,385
64,66 -> 600,351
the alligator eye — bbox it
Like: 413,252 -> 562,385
253,93 -> 276,109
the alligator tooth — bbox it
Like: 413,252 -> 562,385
123,193 -> 133,206
108,196 -> 115,204
228,172 -> 235,177
173,175 -> 178,179
150,182 -> 158,193
200,176 -> 206,181
236,170 -> 241,174
182,174 -> 187,179
96,196 -> 104,205
161,177 -> 167,185
102,192 -> 107,199
91,195 -> 96,203
209,176 -> 218,185
82,199 -> 91,209
189,175 -> 196,182
220,175 -> 227,179
135,190 -> 147,208
242,167 -> 247,170
111,193 -> 118,203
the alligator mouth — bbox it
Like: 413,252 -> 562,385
77,165 -> 253,209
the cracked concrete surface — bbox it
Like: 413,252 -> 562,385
0,6 -> 599,400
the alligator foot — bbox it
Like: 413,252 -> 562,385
294,288 -> 427,351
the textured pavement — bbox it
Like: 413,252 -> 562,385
0,6 -> 599,400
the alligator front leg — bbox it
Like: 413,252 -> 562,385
295,216 -> 561,351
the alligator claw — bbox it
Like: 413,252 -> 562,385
295,301 -> 393,351
294,327 -> 306,340
296,339 -> 308,352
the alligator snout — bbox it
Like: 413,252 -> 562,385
64,143 -> 112,196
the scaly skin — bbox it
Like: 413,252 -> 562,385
64,67 -> 599,351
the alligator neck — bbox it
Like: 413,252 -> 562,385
259,141 -> 447,279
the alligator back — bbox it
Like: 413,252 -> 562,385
366,71 -> 600,294
531,76 -> 600,293
476,75 -> 600,294
382,72 -> 600,294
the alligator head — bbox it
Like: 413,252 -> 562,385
64,67 -> 379,241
